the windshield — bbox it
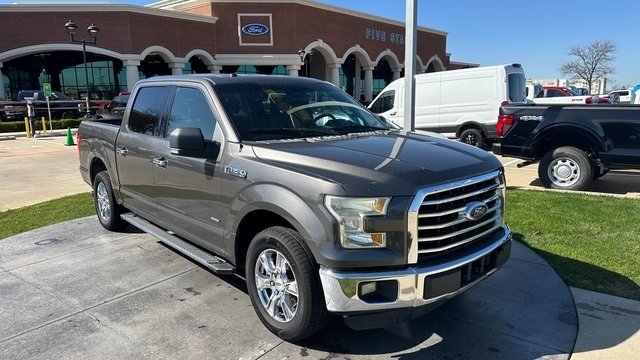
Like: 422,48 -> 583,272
51,91 -> 71,100
563,87 -> 580,96
216,81 -> 390,141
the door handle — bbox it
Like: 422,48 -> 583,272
390,112 -> 397,116
116,146 -> 128,156
153,157 -> 168,168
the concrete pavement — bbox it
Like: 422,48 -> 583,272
1,217 -> 577,359
0,131 -> 89,212
1,134 -> 639,359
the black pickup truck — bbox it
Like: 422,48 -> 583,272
493,104 -> 640,190
0,90 -> 83,121
78,74 -> 512,341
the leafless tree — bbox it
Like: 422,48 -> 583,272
560,40 -> 616,93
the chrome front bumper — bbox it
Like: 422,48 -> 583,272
319,226 -> 511,313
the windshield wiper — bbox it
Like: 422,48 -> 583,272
329,124 -> 387,134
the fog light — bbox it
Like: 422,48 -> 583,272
360,282 -> 377,297
358,280 -> 399,303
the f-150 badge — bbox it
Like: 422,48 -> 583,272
224,166 -> 247,179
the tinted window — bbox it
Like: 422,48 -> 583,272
369,91 -> 395,113
112,95 -> 129,108
128,87 -> 169,135
547,90 -> 566,97
216,80 -> 388,141
166,87 -> 216,140
507,73 -> 526,102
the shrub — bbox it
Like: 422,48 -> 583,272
0,118 -> 84,133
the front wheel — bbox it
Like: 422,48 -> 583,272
538,146 -> 593,190
459,128 -> 485,147
93,171 -> 126,231
246,226 -> 329,341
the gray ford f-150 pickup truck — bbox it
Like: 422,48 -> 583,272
78,74 -> 512,341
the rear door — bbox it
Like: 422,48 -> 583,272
115,85 -> 170,218
153,84 -> 227,254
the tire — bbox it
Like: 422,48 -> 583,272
61,111 -> 77,120
246,226 -> 329,341
93,171 -> 126,231
538,146 -> 593,190
459,128 -> 485,147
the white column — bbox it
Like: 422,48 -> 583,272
124,60 -> 140,92
329,64 -> 340,87
287,64 -> 301,76
392,70 -> 401,81
169,62 -> 185,75
208,65 -> 222,74
363,66 -> 374,103
0,62 -> 5,100
355,61 -> 361,99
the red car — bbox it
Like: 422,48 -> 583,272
540,86 -> 609,104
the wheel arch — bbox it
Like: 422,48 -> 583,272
456,121 -> 486,137
87,148 -> 123,204
530,124 -> 605,158
229,184 -> 332,271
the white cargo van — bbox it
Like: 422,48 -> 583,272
368,64 -> 527,146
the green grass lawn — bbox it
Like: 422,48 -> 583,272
1,189 -> 638,300
0,193 -> 94,239
507,189 -> 640,300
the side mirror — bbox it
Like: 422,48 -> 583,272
169,127 -> 219,158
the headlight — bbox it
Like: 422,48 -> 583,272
325,196 -> 390,248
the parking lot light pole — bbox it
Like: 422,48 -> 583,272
64,20 -> 99,117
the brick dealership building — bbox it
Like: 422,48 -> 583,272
0,0 -> 475,102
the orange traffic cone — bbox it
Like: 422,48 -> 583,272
65,127 -> 75,146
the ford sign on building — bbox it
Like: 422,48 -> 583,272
242,23 -> 269,36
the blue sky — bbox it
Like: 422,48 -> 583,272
3,0 -> 638,88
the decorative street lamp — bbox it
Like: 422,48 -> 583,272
297,49 -> 313,77
64,20 -> 99,117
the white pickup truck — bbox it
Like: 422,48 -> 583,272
525,84 -> 607,104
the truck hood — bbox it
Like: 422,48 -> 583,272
251,131 -> 502,196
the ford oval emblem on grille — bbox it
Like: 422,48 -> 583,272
242,23 -> 269,36
463,201 -> 488,221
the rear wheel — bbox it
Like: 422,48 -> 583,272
459,128 -> 485,147
538,146 -> 593,190
245,226 -> 329,341
93,171 -> 126,231
61,111 -> 77,120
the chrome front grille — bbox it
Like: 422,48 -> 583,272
408,171 -> 505,263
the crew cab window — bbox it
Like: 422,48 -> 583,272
546,89 -> 565,97
128,86 -> 170,135
166,87 -> 216,140
369,91 -> 395,113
